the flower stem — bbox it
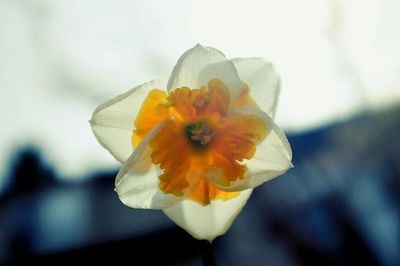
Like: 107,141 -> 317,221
201,240 -> 216,266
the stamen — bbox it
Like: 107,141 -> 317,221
186,123 -> 213,146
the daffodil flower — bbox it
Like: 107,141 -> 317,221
90,44 -> 292,241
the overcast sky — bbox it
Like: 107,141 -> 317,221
1,0 -> 399,183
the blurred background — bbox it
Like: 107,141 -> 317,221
1,0 -> 400,265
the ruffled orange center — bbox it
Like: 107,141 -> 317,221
132,79 -> 267,205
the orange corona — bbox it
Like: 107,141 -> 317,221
132,79 -> 267,205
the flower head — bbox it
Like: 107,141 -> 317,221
90,44 -> 292,241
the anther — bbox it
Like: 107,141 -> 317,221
186,123 -> 213,146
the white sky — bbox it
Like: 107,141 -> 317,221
0,0 -> 399,182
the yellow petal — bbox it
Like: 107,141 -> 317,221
132,89 -> 168,147
187,178 -> 239,206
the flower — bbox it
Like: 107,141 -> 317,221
90,44 -> 292,241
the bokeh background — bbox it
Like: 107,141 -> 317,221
1,0 -> 400,265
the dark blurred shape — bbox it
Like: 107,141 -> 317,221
1,106 -> 400,265
269,195 -> 380,266
1,147 -> 56,201
6,228 -> 203,266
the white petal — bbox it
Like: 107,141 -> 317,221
167,44 -> 241,98
90,80 -> 164,162
115,119 -> 183,209
219,115 -> 292,192
231,58 -> 280,118
163,189 -> 253,242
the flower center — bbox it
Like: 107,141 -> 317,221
186,122 -> 213,148
132,81 -> 267,205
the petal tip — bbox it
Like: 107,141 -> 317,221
194,43 -> 204,49
193,43 -> 213,53
88,119 -> 95,127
